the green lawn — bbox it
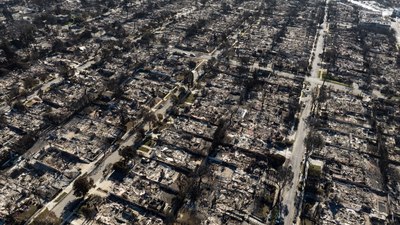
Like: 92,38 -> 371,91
54,192 -> 67,203
185,93 -> 196,104
325,79 -> 352,88
139,146 -> 151,153
15,205 -> 38,223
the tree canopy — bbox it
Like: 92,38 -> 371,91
73,176 -> 94,197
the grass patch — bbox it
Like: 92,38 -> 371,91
325,79 -> 352,88
260,205 -> 270,217
301,219 -> 314,225
185,93 -> 196,104
390,96 -> 400,101
318,69 -> 328,79
144,139 -> 155,147
15,205 -> 38,223
308,164 -> 322,177
33,208 -> 61,225
319,70 -> 352,88
176,74 -> 185,82
54,192 -> 67,203
269,207 -> 279,224
138,146 -> 151,153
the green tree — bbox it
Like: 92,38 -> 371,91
304,132 -> 324,151
112,160 -> 130,177
80,204 -> 97,220
170,95 -> 179,105
79,195 -> 103,221
119,146 -> 136,159
143,112 -> 157,128
181,70 -> 194,87
12,100 -> 27,113
23,76 -> 39,90
13,20 -> 37,47
188,61 -> 197,70
73,176 -> 94,197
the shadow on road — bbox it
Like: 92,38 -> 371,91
60,198 -> 83,221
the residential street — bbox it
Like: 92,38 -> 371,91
2,0 -> 399,224
282,1 -> 329,224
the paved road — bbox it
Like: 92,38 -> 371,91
58,24 -> 244,225
52,146 -> 121,216
27,16 -> 267,225
282,1 -> 330,224
25,5 -> 185,224
282,93 -> 312,225
49,93 -> 176,221
24,59 -> 104,224
47,37 -> 221,225
228,58 -> 353,94
49,98 -> 174,221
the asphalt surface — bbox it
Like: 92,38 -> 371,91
282,1 -> 330,224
